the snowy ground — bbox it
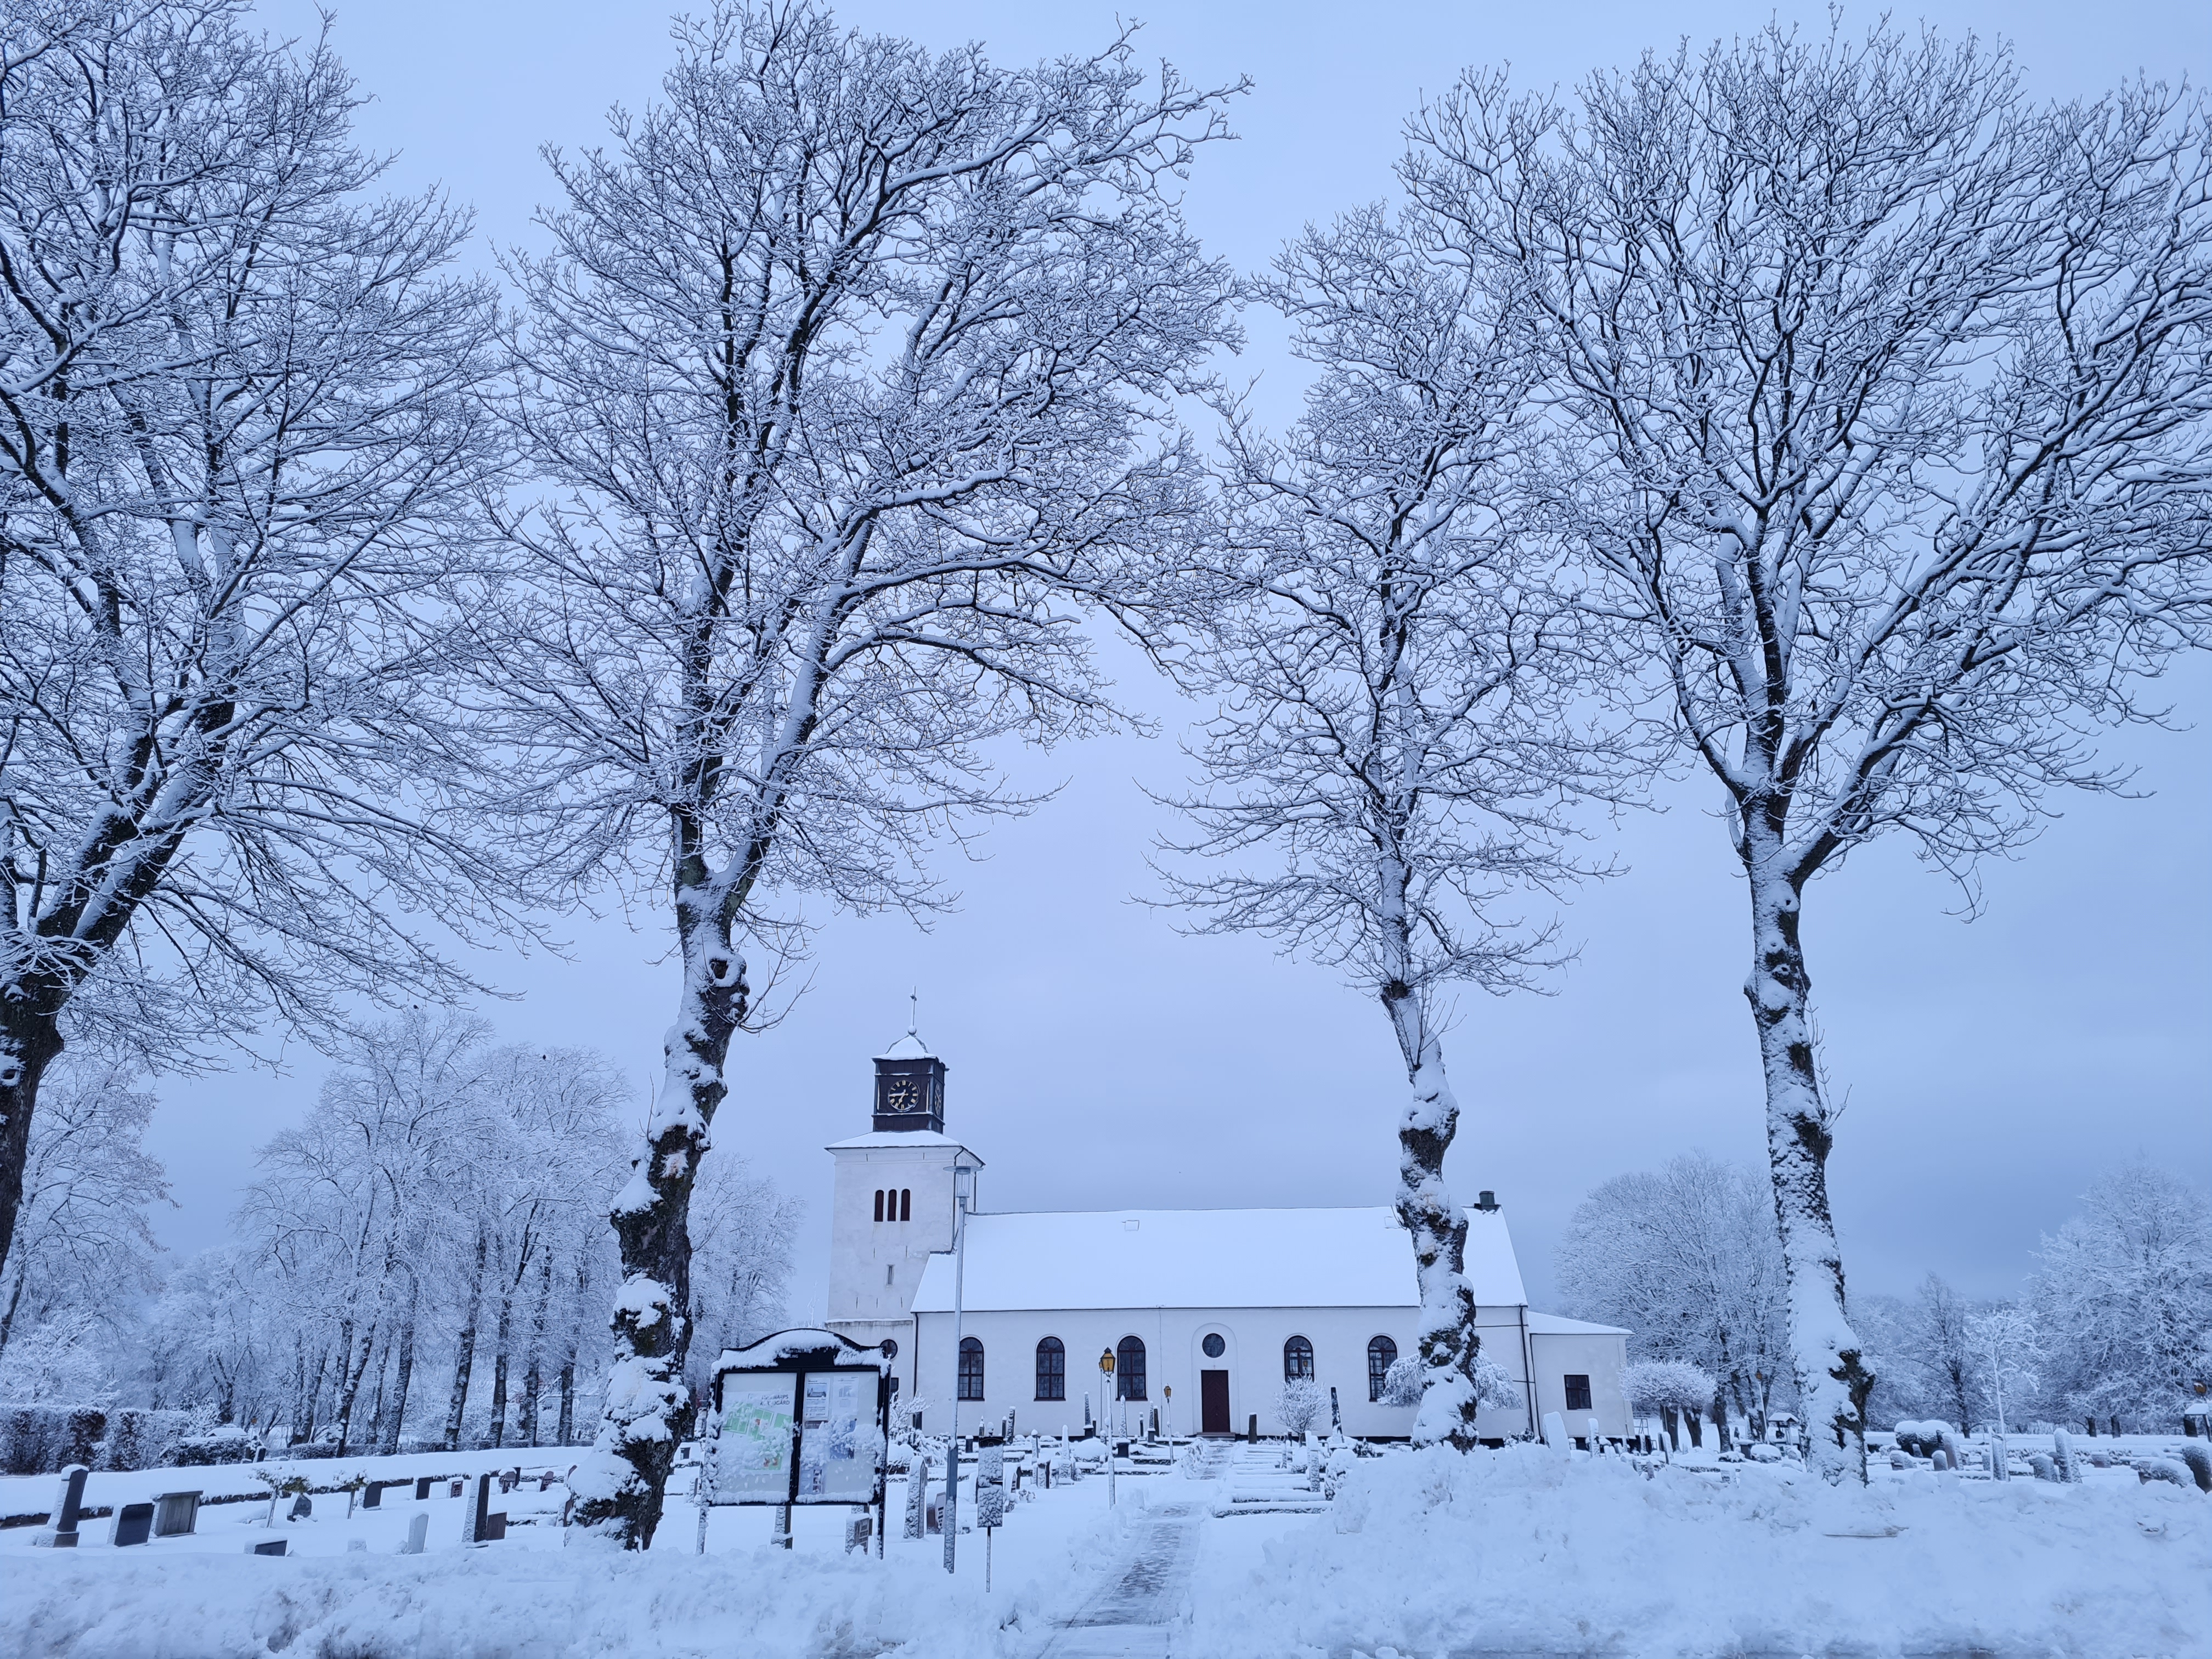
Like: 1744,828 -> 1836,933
4,1437 -> 2207,1657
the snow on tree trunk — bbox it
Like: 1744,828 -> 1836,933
382,1289 -> 418,1457
445,1230 -> 487,1451
0,1009 -> 66,1279
568,918 -> 747,1548
1386,992 -> 1486,1452
1741,839 -> 1873,1482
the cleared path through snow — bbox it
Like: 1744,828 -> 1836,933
1036,1443 -> 1229,1658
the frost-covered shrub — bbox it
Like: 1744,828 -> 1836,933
2136,1458 -> 2196,1491
0,1405 -> 107,1475
1276,1379 -> 1327,1437
2176,1441 -> 2212,1493
100,1409 -> 198,1471
168,1425 -> 257,1467
1892,1420 -> 1955,1460
1379,1357 -> 1425,1408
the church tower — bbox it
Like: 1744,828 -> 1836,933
822,1032 -> 981,1375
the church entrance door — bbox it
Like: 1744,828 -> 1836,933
1200,1369 -> 1231,1435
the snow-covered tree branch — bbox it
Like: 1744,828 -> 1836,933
1404,21 -> 2212,1479
483,1 -> 1240,1544
1155,196 -> 1625,1449
0,0 -> 514,1275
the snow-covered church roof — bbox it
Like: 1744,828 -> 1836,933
910,1206 -> 1528,1314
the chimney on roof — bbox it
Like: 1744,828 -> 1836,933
1475,1190 -> 1499,1211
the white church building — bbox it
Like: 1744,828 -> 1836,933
822,1047 -> 1630,1443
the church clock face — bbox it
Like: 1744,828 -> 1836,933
884,1077 -> 919,1114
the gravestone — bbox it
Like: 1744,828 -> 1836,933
287,1493 -> 313,1521
362,1482 -> 383,1509
110,1502 -> 154,1547
36,1464 -> 89,1548
152,1491 -> 201,1537
347,1538 -> 368,1553
843,1514 -> 873,1554
415,1476 -> 433,1501
448,1480 -> 462,1498
247,1538 -> 287,1556
460,1471 -> 506,1544
497,1470 -> 516,1494
399,1512 -> 428,1554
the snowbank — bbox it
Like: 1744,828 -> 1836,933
12,1540 -> 1005,1658
1189,1444 -> 2211,1658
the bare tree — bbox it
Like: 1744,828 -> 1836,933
487,2 -> 1237,1543
1155,201 -> 1619,1448
2033,1163 -> 2212,1425
0,1 -> 511,1273
1556,1154 -> 1791,1441
1407,23 -> 2212,1477
0,1056 -> 168,1364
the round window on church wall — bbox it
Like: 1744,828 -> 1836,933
1201,1333 -> 1225,1359
882,1339 -> 898,1360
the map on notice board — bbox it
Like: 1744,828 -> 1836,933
716,1380 -> 798,1500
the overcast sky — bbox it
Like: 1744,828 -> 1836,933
143,0 -> 2211,1318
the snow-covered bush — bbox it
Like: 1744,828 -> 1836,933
168,1425 -> 258,1467
1277,1379 -> 1327,1437
0,1405 -> 106,1475
1379,1357 -> 1425,1408
2176,1441 -> 2212,1493
1622,1361 -> 1713,1447
1892,1419 -> 1954,1459
1471,1354 -> 1523,1412
99,1409 -> 196,1471
2135,1457 -> 2197,1491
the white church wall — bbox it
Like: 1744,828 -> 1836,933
1527,1329 -> 1632,1438
912,1304 -> 1541,1441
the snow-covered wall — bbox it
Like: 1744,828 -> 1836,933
912,1303 -> 1542,1441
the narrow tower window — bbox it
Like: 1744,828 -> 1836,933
900,1188 -> 912,1221
873,1189 -> 884,1223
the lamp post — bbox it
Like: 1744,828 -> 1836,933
943,1161 -> 978,1572
1098,1349 -> 1116,1506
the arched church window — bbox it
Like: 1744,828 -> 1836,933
900,1188 -> 912,1222
1035,1336 -> 1065,1401
958,1337 -> 985,1401
1367,1336 -> 1397,1402
873,1189 -> 884,1223
1283,1336 -> 1314,1382
1116,1336 -> 1147,1400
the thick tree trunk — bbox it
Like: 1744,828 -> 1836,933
0,1001 -> 66,1280
489,1284 -> 515,1449
557,1357 -> 576,1447
571,894 -> 748,1547
382,1282 -> 418,1455
1741,829 -> 1874,1481
444,1228 -> 487,1451
333,1322 -> 376,1457
1383,985 -> 1485,1452
521,1251 -> 552,1447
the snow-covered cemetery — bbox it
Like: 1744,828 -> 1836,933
3,0 -> 2210,1653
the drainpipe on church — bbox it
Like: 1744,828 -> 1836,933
943,1161 -> 976,1572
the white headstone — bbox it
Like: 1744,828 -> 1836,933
399,1511 -> 428,1554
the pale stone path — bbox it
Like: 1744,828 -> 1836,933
1035,1443 -> 1230,1659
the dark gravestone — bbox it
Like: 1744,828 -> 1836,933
41,1464 -> 89,1548
1247,1414 -> 1258,1443
287,1493 -> 313,1521
248,1538 -> 287,1556
111,1503 -> 154,1547
415,1476 -> 433,1500
497,1470 -> 516,1494
461,1472 -> 507,1545
362,1482 -> 382,1509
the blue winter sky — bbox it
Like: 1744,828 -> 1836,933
146,0 -> 2211,1316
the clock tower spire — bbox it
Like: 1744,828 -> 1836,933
871,1003 -> 947,1132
